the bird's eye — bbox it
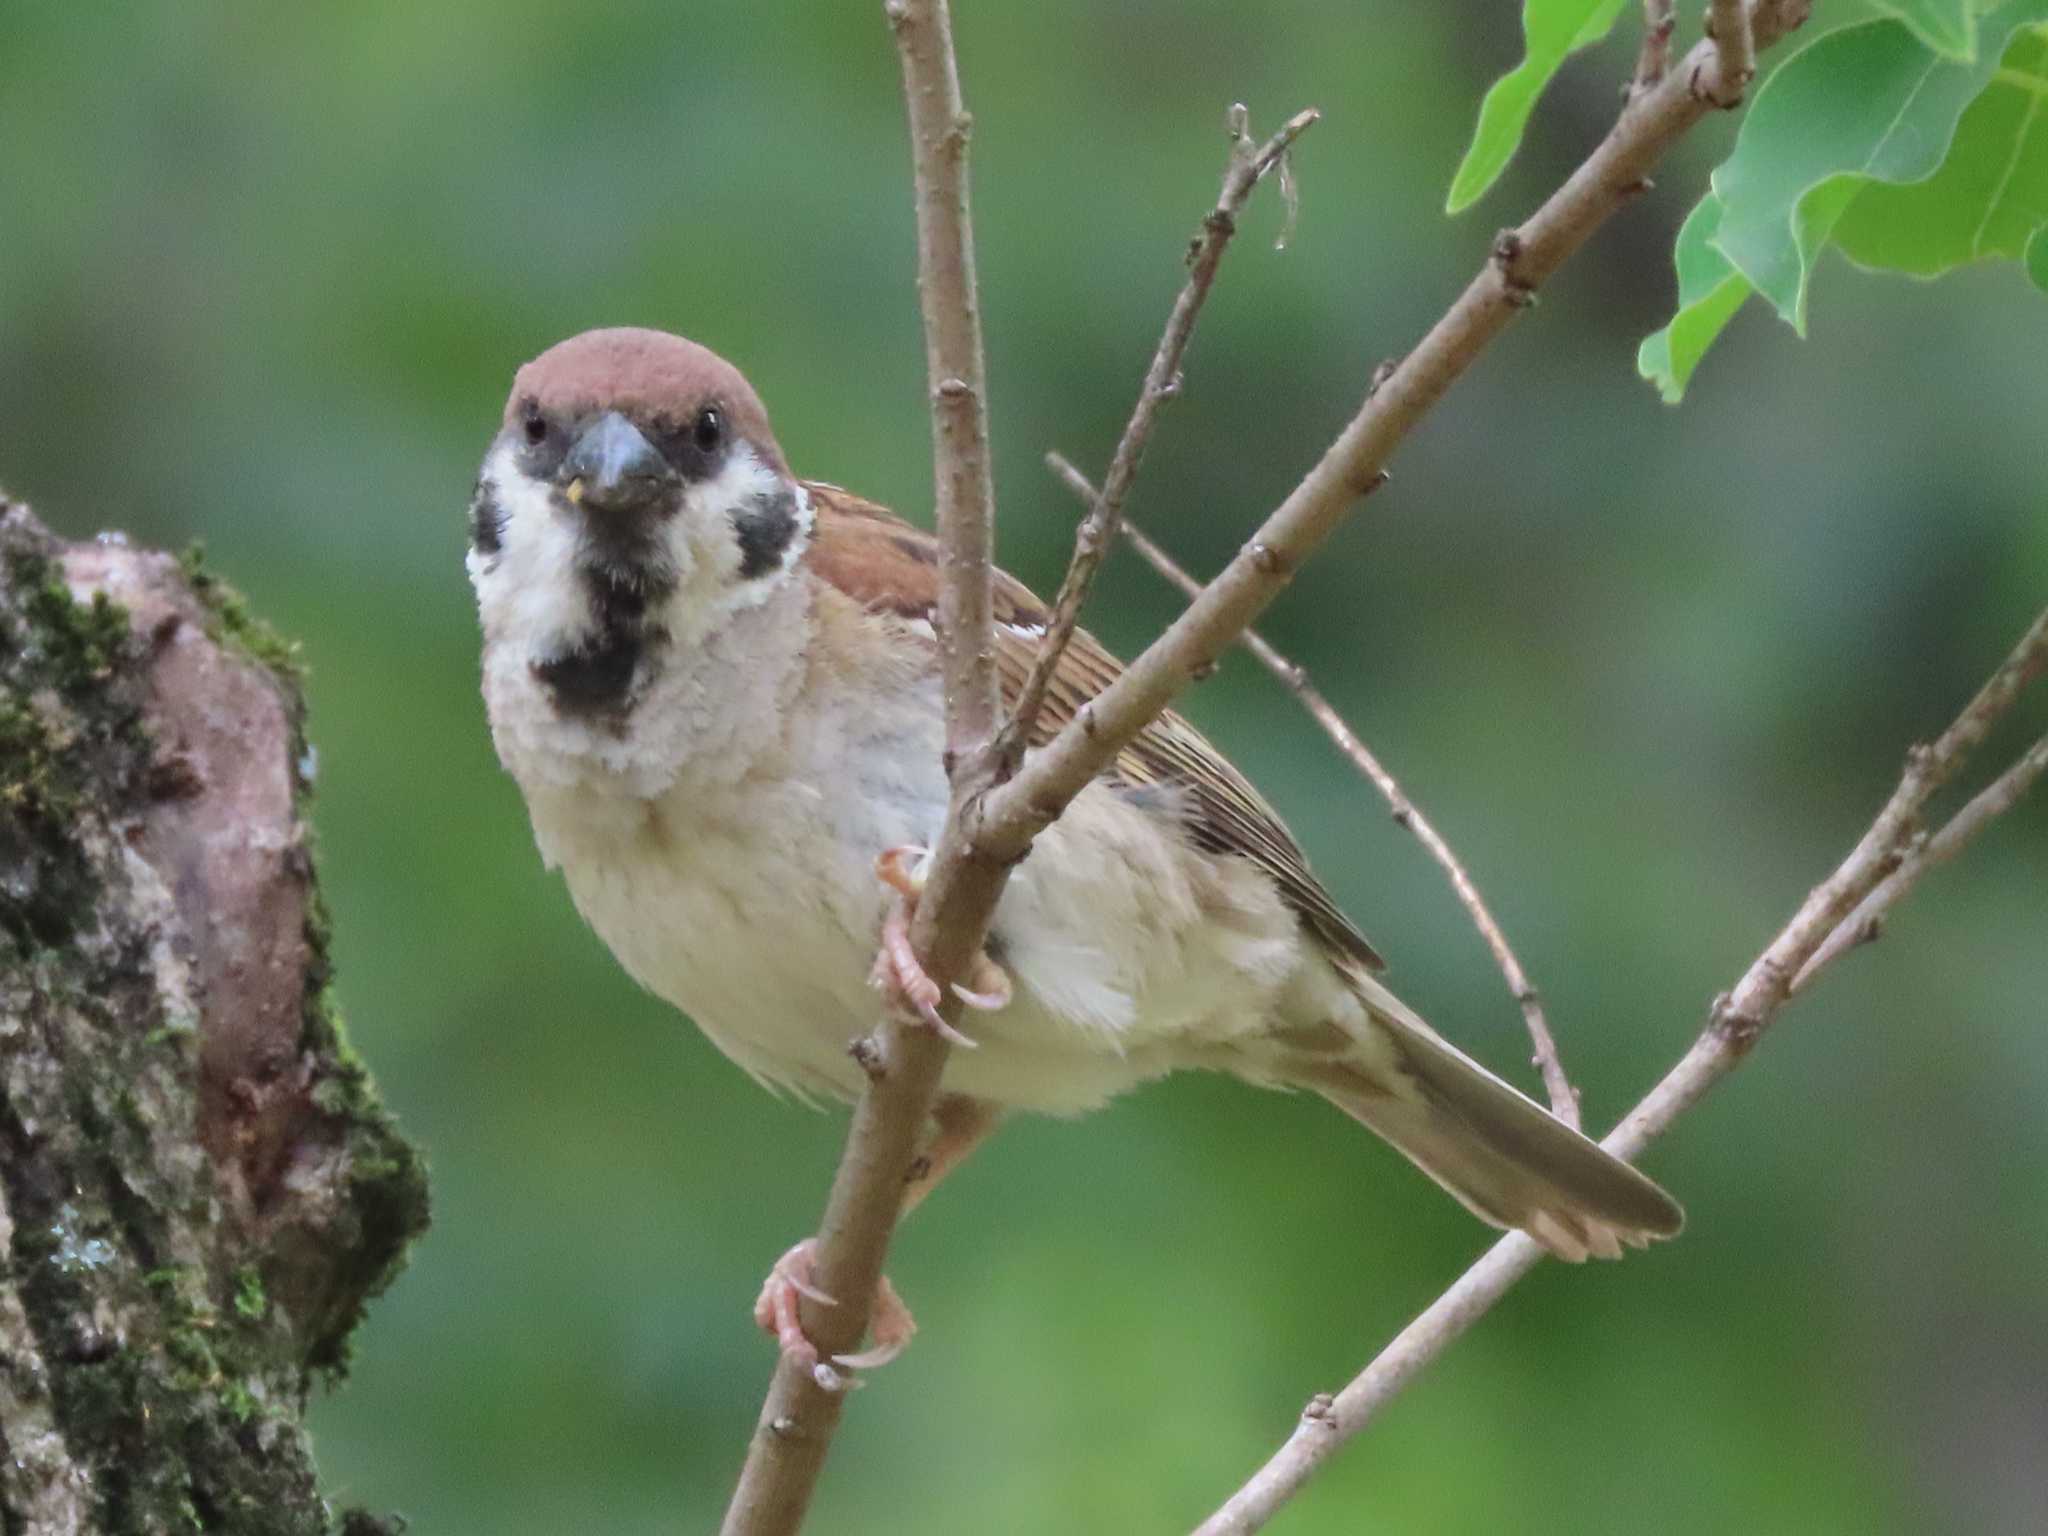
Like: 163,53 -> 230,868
523,413 -> 548,446
692,407 -> 724,454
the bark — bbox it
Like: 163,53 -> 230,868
0,495 -> 429,1535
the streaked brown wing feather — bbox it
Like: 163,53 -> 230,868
804,481 -> 1385,972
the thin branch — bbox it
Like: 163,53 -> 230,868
1192,604 -> 2048,1536
1635,0 -> 1677,96
721,1 -> 996,1530
1045,453 -> 1579,1125
1702,0 -> 1758,108
892,5 -> 1000,760
1794,731 -> 2048,991
994,104 -> 1319,771
968,2 -> 1814,871
1791,610 -> 2048,988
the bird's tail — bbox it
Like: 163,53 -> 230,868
1293,972 -> 1683,1262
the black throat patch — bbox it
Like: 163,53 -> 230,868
734,485 -> 801,579
533,554 -> 675,721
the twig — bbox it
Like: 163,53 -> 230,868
890,7 -> 1000,760
1795,731 -> 2048,990
720,1 -> 997,1530
1635,0 -> 1677,96
1700,0 -> 1757,107
1791,608 -> 2048,989
1045,453 -> 1580,1125
1191,604 -> 2048,1536
994,104 -> 1319,772
967,3 -> 1813,871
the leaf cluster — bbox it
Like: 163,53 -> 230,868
1452,1 -> 2048,400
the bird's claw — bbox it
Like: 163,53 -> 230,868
951,952 -> 1013,1012
874,890 -> 977,1047
870,845 -> 1012,1047
874,845 -> 927,901
753,1237 -> 918,1392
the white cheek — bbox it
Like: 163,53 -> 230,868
467,438 -> 704,654
656,446 -> 813,633
468,441 -> 578,643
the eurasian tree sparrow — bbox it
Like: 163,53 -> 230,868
466,328 -> 1682,1374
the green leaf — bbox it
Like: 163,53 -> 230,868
2029,222 -> 2048,285
1712,7 -> 2048,334
1446,0 -> 1628,214
1638,195 -> 1756,402
1640,6 -> 2048,400
1832,26 -> 2048,276
1867,0 -> 1978,60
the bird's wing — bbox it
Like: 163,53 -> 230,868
802,480 -> 1385,973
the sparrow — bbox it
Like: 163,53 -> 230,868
466,327 -> 1683,1378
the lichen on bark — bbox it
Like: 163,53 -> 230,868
0,496 -> 429,1534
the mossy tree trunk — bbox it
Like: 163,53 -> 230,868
0,497 -> 428,1535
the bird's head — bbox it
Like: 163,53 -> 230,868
466,328 -> 811,717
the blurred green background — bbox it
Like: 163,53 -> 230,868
6,2 -> 2046,1531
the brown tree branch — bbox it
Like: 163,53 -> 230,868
967,1 -> 1813,871
994,104 -> 1319,771
1045,452 -> 1580,1125
730,4 -> 1817,1528
720,1 -> 999,1531
1636,0 -> 1678,96
892,2 -> 1001,759
1192,603 -> 2048,1536
1703,0 -> 1758,108
1793,730 -> 2048,991
1786,600 -> 2048,990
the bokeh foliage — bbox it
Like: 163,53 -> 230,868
4,2 -> 2045,1532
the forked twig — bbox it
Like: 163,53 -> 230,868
1794,732 -> 2048,990
1701,0 -> 1757,106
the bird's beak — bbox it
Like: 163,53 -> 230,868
558,411 -> 671,514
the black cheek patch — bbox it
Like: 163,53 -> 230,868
733,486 -> 800,579
469,480 -> 507,555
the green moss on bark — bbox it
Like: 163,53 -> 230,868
295,967 -> 430,1378
169,540 -> 428,1376
0,543 -> 145,953
177,543 -> 306,686
1,506 -> 428,1534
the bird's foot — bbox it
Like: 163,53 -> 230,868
752,1236 -> 917,1392
869,846 -> 1012,1046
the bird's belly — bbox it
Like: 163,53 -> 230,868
538,771 -> 1308,1115
949,779 -> 1308,1111
546,779 -> 905,1102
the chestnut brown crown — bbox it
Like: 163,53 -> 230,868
503,327 -> 789,477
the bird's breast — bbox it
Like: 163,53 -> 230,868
527,674 -> 955,1099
